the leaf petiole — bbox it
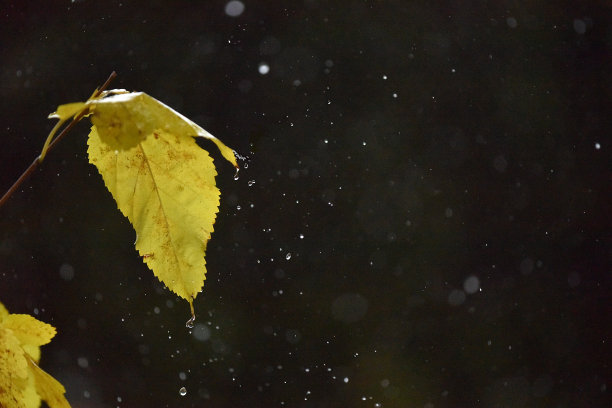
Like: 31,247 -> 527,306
0,71 -> 117,209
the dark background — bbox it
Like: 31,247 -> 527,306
1,1 -> 610,407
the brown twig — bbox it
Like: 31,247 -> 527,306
0,71 -> 117,209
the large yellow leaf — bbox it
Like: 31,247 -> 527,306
82,91 -> 238,312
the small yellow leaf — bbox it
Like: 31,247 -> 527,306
0,302 -> 70,408
48,102 -> 87,120
21,343 -> 41,364
4,314 -> 56,347
83,91 -> 237,306
27,355 -> 70,408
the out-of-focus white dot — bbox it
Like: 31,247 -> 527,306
463,275 -> 480,294
343,377 -> 349,383
59,263 -> 75,281
448,289 -> 466,306
193,323 -> 211,341
285,329 -> 302,344
258,63 -> 270,75
595,142 -> 601,150
77,357 -> 89,368
506,17 -> 517,28
179,371 -> 187,380
493,155 -> 508,173
573,19 -> 586,34
224,1 -> 245,17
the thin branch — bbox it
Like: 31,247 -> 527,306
0,71 -> 117,209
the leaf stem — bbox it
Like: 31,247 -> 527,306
0,71 -> 117,209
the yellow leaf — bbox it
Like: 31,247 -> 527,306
4,314 -> 56,347
0,302 -> 70,408
0,328 -> 28,380
0,330 -> 29,407
83,91 -> 237,307
21,343 -> 41,363
47,102 -> 87,120
89,92 -> 239,168
27,356 -> 70,408
23,375 -> 41,408
22,373 -> 41,408
0,302 -> 8,322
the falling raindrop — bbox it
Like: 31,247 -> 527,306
248,180 -> 256,186
179,387 -> 187,396
285,253 -> 292,260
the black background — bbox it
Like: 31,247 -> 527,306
1,1 -> 610,407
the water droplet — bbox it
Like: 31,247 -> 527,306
285,253 -> 292,260
186,315 -> 195,329
248,180 -> 256,186
179,387 -> 187,396
258,63 -> 270,75
224,0 -> 245,17
233,167 -> 240,180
